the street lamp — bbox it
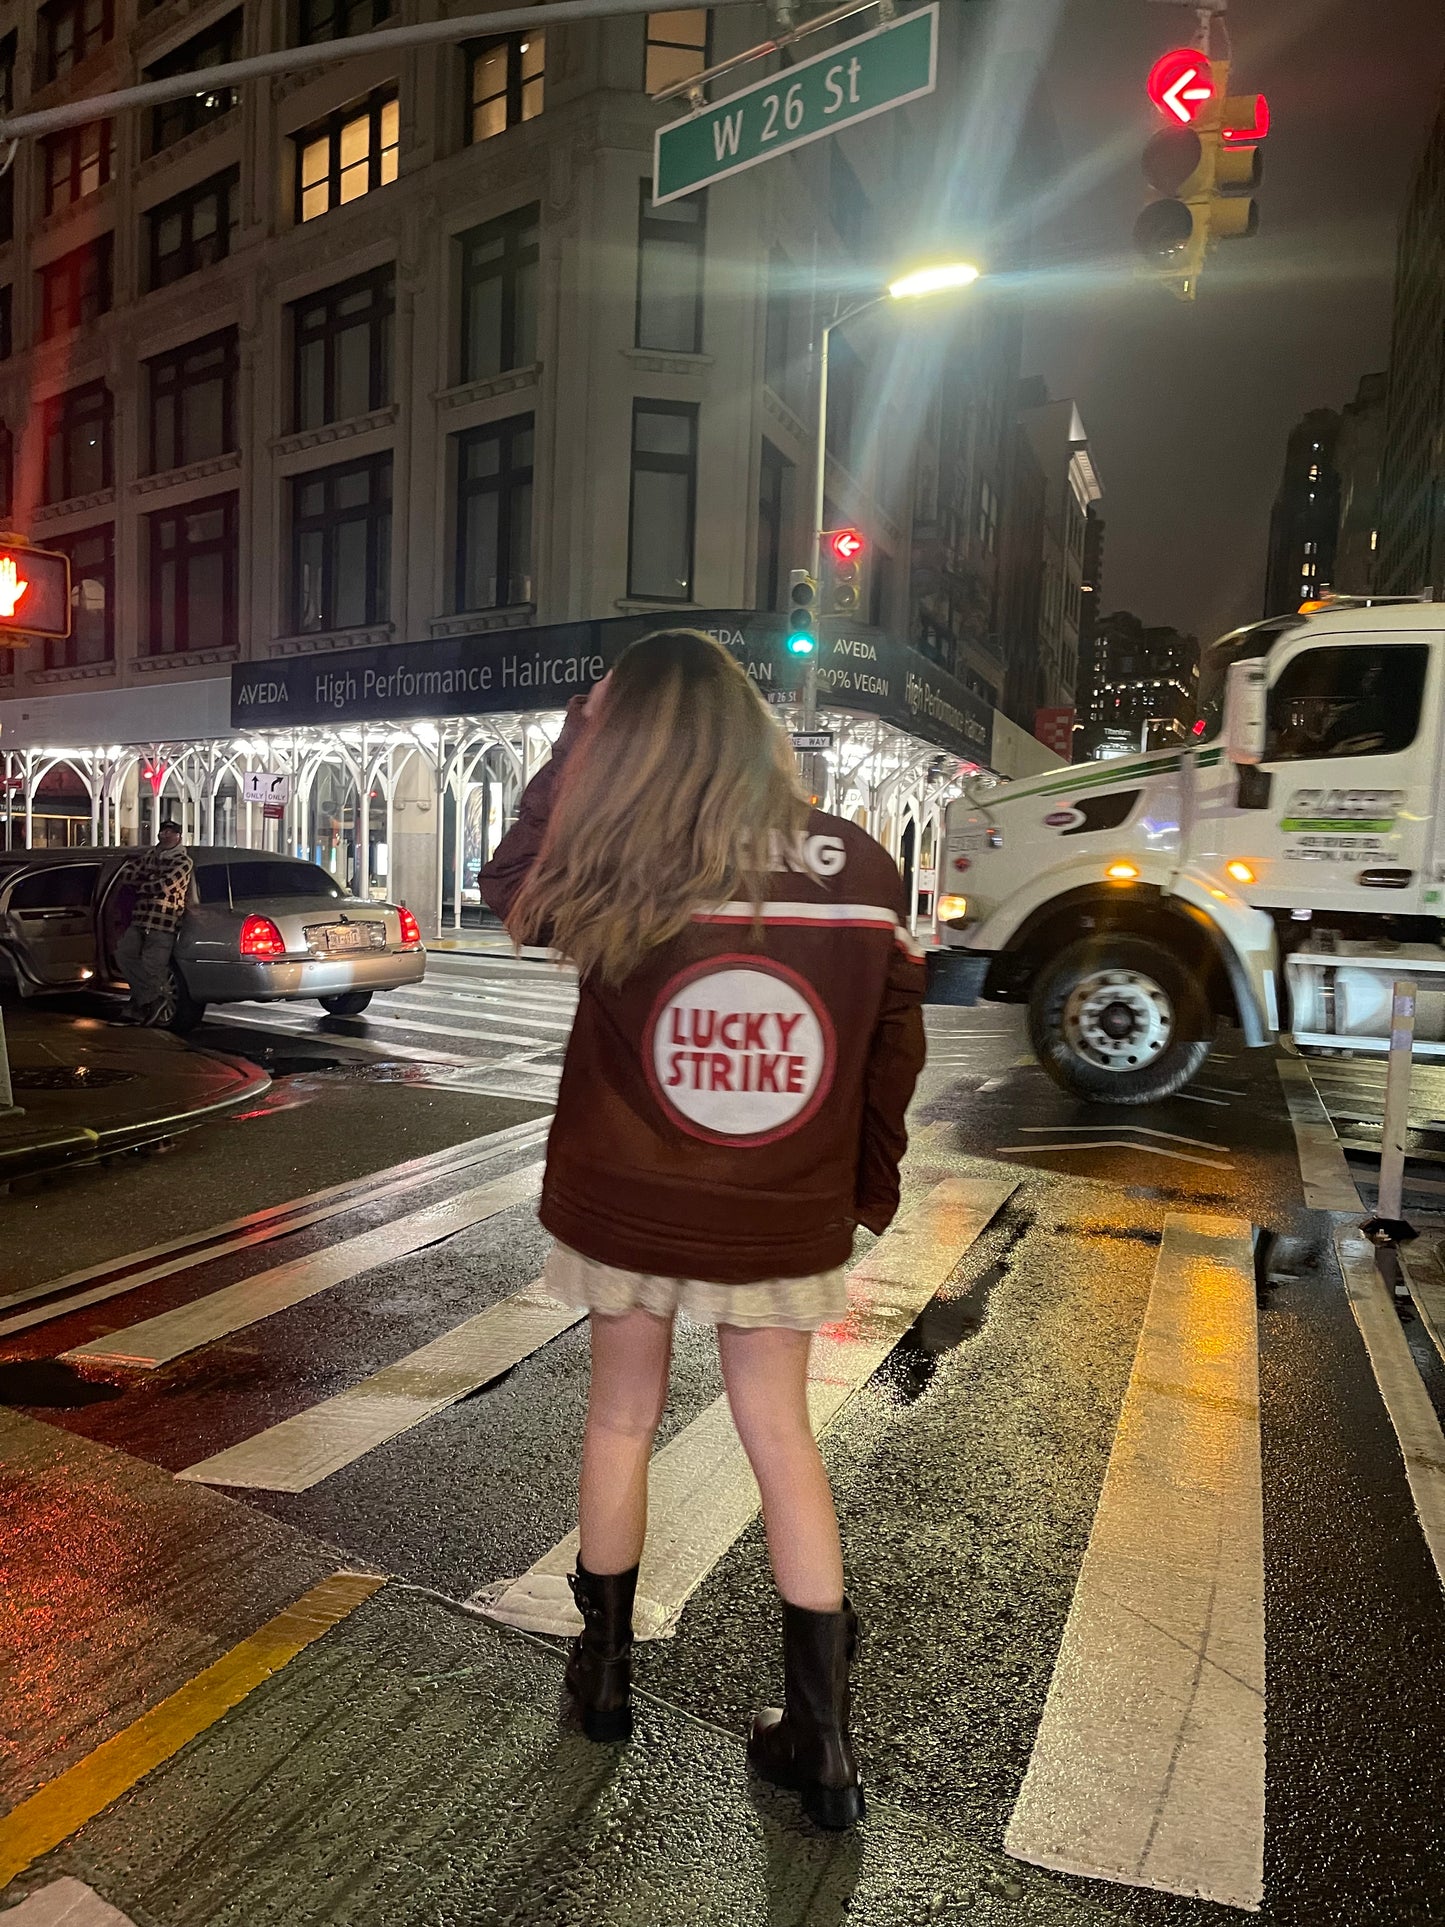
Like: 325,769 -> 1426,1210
799,259 -> 984,781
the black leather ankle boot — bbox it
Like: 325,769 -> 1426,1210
748,1599 -> 864,1830
564,1560 -> 638,1743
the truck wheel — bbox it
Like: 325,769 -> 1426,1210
319,990 -> 372,1016
1028,935 -> 1212,1106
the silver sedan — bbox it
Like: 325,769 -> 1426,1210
0,847 -> 425,1031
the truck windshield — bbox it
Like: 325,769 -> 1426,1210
1195,616 -> 1306,743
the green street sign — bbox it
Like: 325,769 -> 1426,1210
653,4 -> 939,206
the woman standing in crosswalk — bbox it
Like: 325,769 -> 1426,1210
481,629 -> 925,1831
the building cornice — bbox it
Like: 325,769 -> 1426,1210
271,625 -> 395,656
435,367 -> 541,412
271,405 -> 400,459
134,449 -> 244,496
34,487 -> 118,526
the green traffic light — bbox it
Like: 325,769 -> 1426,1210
786,632 -> 816,656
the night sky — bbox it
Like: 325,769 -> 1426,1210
1020,0 -> 1445,647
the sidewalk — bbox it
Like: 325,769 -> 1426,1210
0,1007 -> 270,1180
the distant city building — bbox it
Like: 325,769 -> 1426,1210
1376,80 -> 1445,600
1017,379 -> 1103,712
1334,372 -> 1388,595
1263,408 -> 1341,616
1077,609 -> 1198,759
997,416 -> 1047,722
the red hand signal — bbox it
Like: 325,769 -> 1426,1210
0,555 -> 30,619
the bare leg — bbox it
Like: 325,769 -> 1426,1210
718,1323 -> 844,1612
577,1306 -> 674,1575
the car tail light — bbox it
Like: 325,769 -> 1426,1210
397,906 -> 422,949
239,914 -> 287,959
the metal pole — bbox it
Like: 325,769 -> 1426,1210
0,1006 -> 22,1119
1369,978 -> 1417,1242
804,317 -> 830,747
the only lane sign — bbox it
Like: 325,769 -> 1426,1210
653,4 -> 938,206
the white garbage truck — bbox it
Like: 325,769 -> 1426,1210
930,595 -> 1445,1104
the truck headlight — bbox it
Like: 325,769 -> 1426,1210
936,894 -> 969,923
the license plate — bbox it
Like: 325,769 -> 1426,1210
306,923 -> 363,952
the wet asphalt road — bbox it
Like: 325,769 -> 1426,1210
3,957 -> 1445,1926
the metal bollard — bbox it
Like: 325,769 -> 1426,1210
0,1004 -> 22,1120
1364,978 -> 1417,1245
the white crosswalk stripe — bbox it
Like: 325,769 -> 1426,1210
1005,1213 -> 1265,1911
223,955 -> 580,1065
64,1165 -> 543,1369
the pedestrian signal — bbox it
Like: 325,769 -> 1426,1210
0,538 -> 71,643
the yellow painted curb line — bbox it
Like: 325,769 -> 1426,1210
0,1569 -> 385,1889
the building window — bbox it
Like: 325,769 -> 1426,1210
0,287 -> 11,363
467,34 -> 544,143
762,247 -> 801,408
43,382 -> 112,505
45,524 -> 113,669
297,0 -> 391,44
645,9 -> 709,93
146,10 -> 242,154
38,236 -> 112,341
455,415 -> 534,613
636,182 -> 705,354
0,31 -> 14,112
975,480 -> 999,557
147,167 -> 238,289
291,453 -> 392,633
42,121 -> 112,214
148,493 -> 239,654
459,206 -> 538,383
628,401 -> 696,601
148,329 -> 238,475
756,440 -> 789,612
829,144 -> 868,255
826,333 -> 861,474
292,266 -> 394,430
295,88 -> 399,223
39,0 -> 114,85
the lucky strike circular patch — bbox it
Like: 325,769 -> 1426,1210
645,955 -> 836,1147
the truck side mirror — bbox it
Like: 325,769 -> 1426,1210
1224,659 -> 1268,766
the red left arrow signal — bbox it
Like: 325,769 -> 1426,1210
1147,48 -> 1214,126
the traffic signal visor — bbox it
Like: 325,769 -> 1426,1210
0,540 -> 71,642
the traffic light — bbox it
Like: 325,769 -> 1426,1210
1134,53 -> 1266,299
822,528 -> 866,616
787,569 -> 818,656
0,537 -> 71,643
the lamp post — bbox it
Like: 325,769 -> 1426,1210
799,261 -> 983,795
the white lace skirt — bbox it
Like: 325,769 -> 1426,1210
544,1240 -> 848,1332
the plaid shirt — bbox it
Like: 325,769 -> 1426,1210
122,845 -> 195,935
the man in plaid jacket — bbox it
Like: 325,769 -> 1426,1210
114,817 -> 194,1024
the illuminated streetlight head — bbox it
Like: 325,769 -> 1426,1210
887,261 -> 982,302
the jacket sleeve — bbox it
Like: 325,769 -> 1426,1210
854,867 -> 927,1234
478,694 -> 590,923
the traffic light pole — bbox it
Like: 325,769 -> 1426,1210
804,296 -> 883,795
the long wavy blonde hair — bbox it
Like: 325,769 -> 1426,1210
508,630 -> 809,984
